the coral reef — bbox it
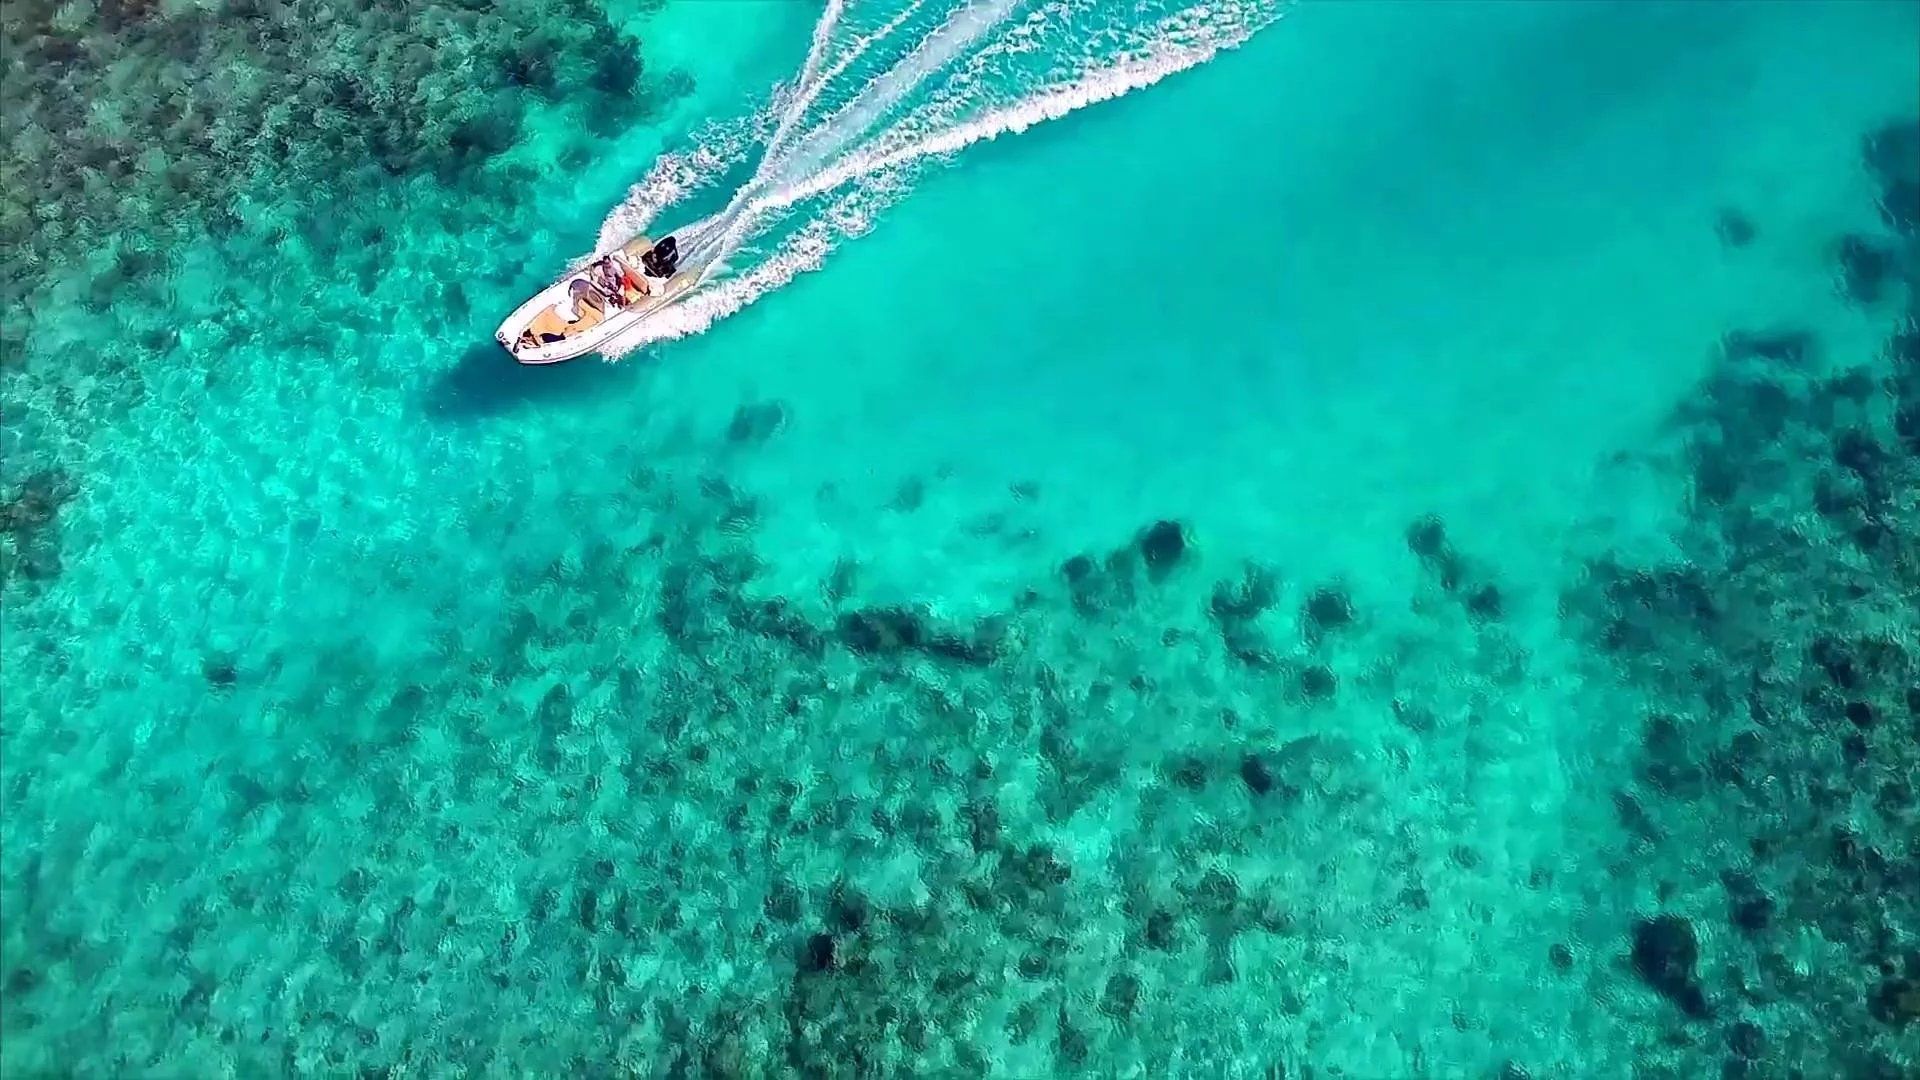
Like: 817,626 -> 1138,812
0,4 -> 1914,1075
1558,113 -> 1920,1080
0,0 -> 693,481
0,0 -> 679,315
0,469 -> 75,584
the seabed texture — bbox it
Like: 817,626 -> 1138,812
2,1 -> 1919,1077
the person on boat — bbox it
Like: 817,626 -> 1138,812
566,278 -> 607,330
596,253 -> 649,302
585,261 -> 615,307
589,257 -> 631,308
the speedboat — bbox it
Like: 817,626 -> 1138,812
495,229 -> 709,365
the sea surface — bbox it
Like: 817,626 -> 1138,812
2,0 -> 1918,1076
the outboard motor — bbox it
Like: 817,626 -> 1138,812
640,235 -> 680,278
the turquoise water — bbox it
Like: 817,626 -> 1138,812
3,0 -> 1918,1075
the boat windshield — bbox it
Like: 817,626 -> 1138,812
568,276 -> 607,309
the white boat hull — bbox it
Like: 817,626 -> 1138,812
495,227 -> 710,365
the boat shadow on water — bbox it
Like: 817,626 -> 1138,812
424,337 -> 647,423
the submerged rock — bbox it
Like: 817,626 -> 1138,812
1099,970 -> 1141,1020
441,103 -> 524,178
726,400 -> 789,444
1639,713 -> 1703,798
590,42 -> 645,98
1837,233 -> 1897,304
1730,893 -> 1774,935
837,607 -> 927,654
1890,323 -> 1918,371
1405,514 -> 1473,592
1867,974 -> 1920,1027
1061,553 -> 1103,613
202,656 -> 240,690
1143,908 -> 1180,951
1832,428 -> 1890,501
1715,208 -> 1756,248
1062,549 -> 1138,616
1879,173 -> 1917,234
834,605 -> 1005,665
1895,403 -> 1920,456
1238,752 -> 1275,796
1591,560 -> 1719,651
1722,329 -> 1816,366
1301,585 -> 1353,641
1209,563 -> 1279,623
1391,699 -> 1438,734
0,469 -> 75,535
889,476 -> 926,513
1298,664 -> 1337,702
1631,914 -> 1710,1019
1137,520 -> 1190,580
1863,117 -> 1919,235
730,596 -> 825,656
0,469 -> 77,585
1465,583 -> 1503,621
798,932 -> 839,975
1406,514 -> 1450,560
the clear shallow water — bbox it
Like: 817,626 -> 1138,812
2,0 -> 1918,1076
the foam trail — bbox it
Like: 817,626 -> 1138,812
771,0 -> 1022,192
605,0 -> 943,252
603,1 -> 1278,358
752,44 -> 1219,217
759,0 -> 852,165
773,2 -> 1275,213
702,0 -> 1021,267
594,124 -> 759,253
727,0 -> 934,219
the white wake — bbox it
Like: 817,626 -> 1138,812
595,0 -> 1288,358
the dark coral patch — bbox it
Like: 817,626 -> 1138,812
1137,520 -> 1190,580
1836,233 -> 1896,305
1301,586 -> 1353,641
1715,208 -> 1756,248
1632,914 -> 1710,1019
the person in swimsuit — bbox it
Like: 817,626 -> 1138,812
608,254 -> 650,302
589,258 -> 629,309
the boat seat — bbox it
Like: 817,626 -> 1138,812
572,298 -> 606,332
524,286 -> 609,343
525,305 -> 574,342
